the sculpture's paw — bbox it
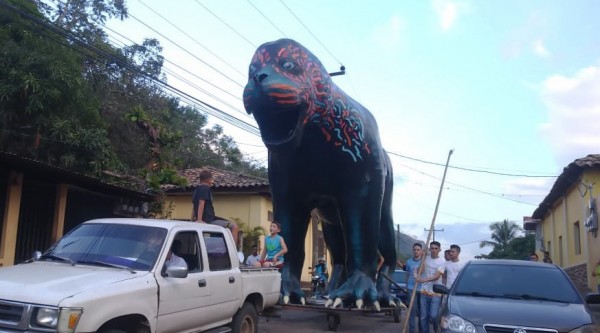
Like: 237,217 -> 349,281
398,301 -> 407,310
356,299 -> 363,309
333,298 -> 343,308
328,270 -> 378,309
281,270 -> 306,304
374,301 -> 381,312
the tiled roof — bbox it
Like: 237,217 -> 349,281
163,166 -> 270,193
532,154 -> 600,219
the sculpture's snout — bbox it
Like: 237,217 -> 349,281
253,72 -> 268,84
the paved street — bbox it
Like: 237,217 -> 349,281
260,304 -> 406,333
259,302 -> 600,332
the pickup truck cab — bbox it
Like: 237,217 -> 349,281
0,218 -> 281,333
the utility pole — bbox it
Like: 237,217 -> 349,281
396,224 -> 400,258
424,227 -> 444,242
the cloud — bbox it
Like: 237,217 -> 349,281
432,0 -> 460,31
539,63 -> 600,165
372,15 -> 405,48
533,39 -> 551,58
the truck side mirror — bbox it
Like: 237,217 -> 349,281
164,265 -> 188,278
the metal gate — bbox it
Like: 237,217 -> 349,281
14,176 -> 55,264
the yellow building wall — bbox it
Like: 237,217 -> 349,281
540,169 -> 600,291
166,191 -> 325,284
0,172 -> 23,267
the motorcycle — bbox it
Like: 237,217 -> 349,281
309,266 -> 327,297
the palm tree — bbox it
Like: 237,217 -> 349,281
479,219 -> 522,254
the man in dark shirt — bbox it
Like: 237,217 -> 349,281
192,170 -> 240,247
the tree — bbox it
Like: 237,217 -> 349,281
480,219 -> 521,251
1,0 -> 267,189
0,0 -> 122,175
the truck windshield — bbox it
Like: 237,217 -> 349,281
43,223 -> 167,271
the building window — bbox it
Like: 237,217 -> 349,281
268,210 -> 273,222
558,236 -> 563,266
546,241 -> 551,255
574,221 -> 581,255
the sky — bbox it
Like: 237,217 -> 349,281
102,0 -> 600,260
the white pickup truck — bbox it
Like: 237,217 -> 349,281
0,218 -> 281,333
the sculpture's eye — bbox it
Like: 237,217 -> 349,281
282,61 -> 294,70
282,61 -> 296,71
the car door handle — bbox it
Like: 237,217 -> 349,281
229,276 -> 235,284
198,279 -> 207,287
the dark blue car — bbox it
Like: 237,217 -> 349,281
433,259 -> 600,333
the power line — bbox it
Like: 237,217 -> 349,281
127,12 -> 245,89
387,150 -> 557,178
2,0 -> 260,137
101,25 -> 248,117
246,0 -> 287,37
136,0 -> 247,79
192,0 -> 257,48
397,162 -> 538,206
278,0 -> 343,65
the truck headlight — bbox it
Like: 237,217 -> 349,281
35,308 -> 58,328
34,307 -> 83,333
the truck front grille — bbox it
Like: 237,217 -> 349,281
0,300 -> 27,329
0,301 -> 23,323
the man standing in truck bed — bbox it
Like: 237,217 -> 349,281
192,170 -> 240,247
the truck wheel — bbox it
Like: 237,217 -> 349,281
327,313 -> 339,331
98,329 -> 127,333
231,302 -> 258,333
392,306 -> 401,323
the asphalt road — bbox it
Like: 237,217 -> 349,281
259,303 -> 406,333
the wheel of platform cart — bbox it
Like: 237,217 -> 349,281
327,313 -> 340,331
392,305 -> 401,323
231,302 -> 258,333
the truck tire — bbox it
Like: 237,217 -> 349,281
98,329 -> 127,333
231,302 -> 258,333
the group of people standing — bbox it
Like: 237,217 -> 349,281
404,241 -> 467,333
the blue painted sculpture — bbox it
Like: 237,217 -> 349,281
243,39 -> 396,309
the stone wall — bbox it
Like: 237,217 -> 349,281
565,263 -> 590,295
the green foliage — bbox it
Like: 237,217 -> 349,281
479,219 -> 534,259
234,218 -> 266,257
1,0 -> 267,196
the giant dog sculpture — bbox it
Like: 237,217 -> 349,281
243,39 -> 396,309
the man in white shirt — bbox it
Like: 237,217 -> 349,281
165,240 -> 188,270
444,244 -> 466,288
415,241 -> 445,333
245,245 -> 261,266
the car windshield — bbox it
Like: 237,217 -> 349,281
452,263 -> 582,304
392,270 -> 407,284
41,223 -> 167,271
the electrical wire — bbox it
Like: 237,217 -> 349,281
246,0 -> 287,37
136,0 -> 247,79
387,150 -> 557,178
192,0 -> 257,48
278,0 -> 343,66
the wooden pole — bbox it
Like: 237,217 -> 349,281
401,149 -> 453,333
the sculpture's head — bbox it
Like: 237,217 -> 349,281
243,39 -> 332,148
